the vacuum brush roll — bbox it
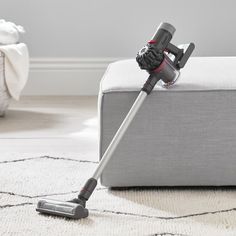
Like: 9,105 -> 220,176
36,199 -> 88,219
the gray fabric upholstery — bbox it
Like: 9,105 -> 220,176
99,57 -> 236,187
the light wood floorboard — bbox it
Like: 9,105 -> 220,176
0,96 -> 98,159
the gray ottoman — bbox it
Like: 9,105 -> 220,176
99,57 -> 236,187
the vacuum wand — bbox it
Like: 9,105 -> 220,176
36,22 -> 195,219
92,90 -> 147,179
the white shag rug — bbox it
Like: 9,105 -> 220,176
0,153 -> 236,236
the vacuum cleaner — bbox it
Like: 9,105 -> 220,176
36,22 -> 195,219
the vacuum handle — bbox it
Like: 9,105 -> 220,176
177,43 -> 195,68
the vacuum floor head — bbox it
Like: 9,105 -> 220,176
36,198 -> 88,219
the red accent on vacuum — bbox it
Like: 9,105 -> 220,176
148,40 -> 157,44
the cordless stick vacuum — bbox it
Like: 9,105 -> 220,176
36,22 -> 195,219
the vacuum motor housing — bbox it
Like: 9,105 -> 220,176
136,22 -> 180,91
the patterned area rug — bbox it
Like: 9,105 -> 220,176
0,153 -> 236,236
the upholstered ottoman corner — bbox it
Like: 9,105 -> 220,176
98,57 -> 236,187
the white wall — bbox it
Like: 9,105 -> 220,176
1,0 -> 236,95
3,0 -> 236,57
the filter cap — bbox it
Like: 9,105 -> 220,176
158,22 -> 176,36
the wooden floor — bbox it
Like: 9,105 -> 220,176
0,96 -> 98,160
